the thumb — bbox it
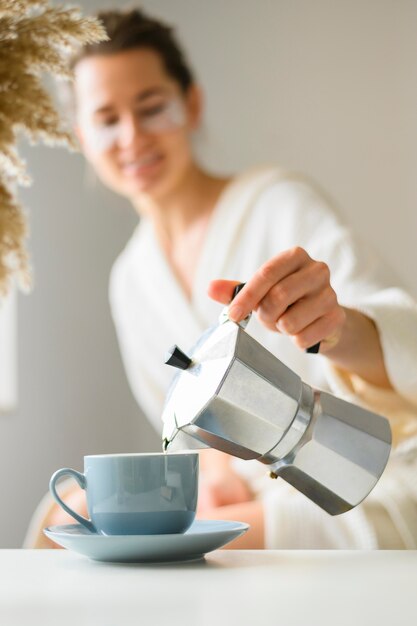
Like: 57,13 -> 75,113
207,279 -> 242,304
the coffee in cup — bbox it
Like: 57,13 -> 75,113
49,452 -> 198,535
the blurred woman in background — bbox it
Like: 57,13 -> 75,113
26,8 -> 417,550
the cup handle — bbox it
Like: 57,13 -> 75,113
49,468 -> 96,533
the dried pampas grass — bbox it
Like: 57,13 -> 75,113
0,0 -> 107,296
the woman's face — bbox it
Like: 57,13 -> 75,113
74,48 -> 200,202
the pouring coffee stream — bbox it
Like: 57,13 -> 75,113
162,283 -> 391,515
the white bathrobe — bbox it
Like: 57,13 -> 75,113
109,166 -> 417,549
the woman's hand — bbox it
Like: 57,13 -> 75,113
197,468 -> 254,514
196,451 -> 262,549
197,449 -> 253,515
208,246 -> 392,388
208,246 -> 345,352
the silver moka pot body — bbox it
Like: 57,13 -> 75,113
162,312 -> 391,515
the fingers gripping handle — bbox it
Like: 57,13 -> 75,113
232,282 -> 320,354
49,468 -> 95,533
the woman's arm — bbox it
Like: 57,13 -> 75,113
30,487 -> 87,549
320,306 -> 391,388
197,499 -> 265,549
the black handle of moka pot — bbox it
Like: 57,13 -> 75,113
232,283 -> 246,299
232,282 -> 320,354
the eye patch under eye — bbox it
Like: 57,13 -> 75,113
138,98 -> 186,132
81,98 -> 187,154
83,122 -> 121,153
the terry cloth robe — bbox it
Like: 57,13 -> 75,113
109,166 -> 417,549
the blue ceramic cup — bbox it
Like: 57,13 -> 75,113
49,452 -> 199,535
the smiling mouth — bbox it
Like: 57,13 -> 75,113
121,154 -> 163,176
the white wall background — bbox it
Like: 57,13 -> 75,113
0,0 -> 415,547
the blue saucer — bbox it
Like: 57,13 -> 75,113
44,519 -> 249,563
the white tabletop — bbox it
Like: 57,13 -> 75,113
0,549 -> 416,626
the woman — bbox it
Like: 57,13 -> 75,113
26,8 -> 417,549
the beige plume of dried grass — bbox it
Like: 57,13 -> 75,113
0,0 -> 107,296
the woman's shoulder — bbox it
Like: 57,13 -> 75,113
229,164 -> 339,214
226,164 -> 294,198
227,164 -> 344,234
